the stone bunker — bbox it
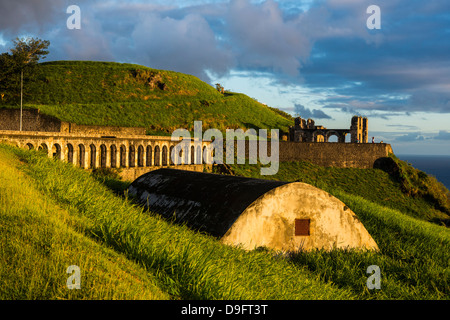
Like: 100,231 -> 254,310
128,169 -> 378,252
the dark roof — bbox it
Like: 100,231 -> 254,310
128,169 -> 290,238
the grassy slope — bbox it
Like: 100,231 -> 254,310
1,60 -> 448,300
223,161 -> 450,299
0,146 -> 169,299
0,144 -> 352,300
1,61 -> 293,135
1,144 -> 448,299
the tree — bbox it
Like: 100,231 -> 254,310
10,37 -> 50,67
0,52 -> 17,99
0,37 -> 50,130
0,37 -> 50,99
215,83 -> 225,94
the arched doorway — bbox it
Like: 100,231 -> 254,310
100,144 -> 107,168
67,144 -> 74,164
78,144 -> 85,168
154,146 -> 160,166
162,146 -> 168,166
138,145 -> 144,167
90,144 -> 97,169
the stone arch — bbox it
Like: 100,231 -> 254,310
313,131 -> 325,143
202,146 -> 208,164
38,143 -> 49,155
100,144 -> 107,168
154,145 -> 160,166
26,142 -> 34,150
78,144 -> 86,168
345,133 -> 351,143
180,145 -> 187,165
67,143 -> 74,164
146,145 -> 152,166
129,145 -> 136,168
326,131 -> 340,143
52,143 -> 62,159
162,145 -> 168,166
196,146 -> 202,165
169,146 -> 175,165
120,145 -> 127,167
191,145 -> 195,165
110,145 -> 117,168
138,145 -> 144,167
89,144 -> 97,169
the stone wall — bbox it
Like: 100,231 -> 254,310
0,108 -> 146,136
0,108 -> 62,132
226,140 -> 394,169
119,164 -> 211,181
62,123 -> 146,136
278,142 -> 394,169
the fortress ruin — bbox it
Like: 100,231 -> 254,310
289,115 -> 368,143
0,108 -> 393,174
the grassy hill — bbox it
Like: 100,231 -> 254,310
1,60 -> 449,300
0,144 -> 351,300
1,144 -> 448,300
218,159 -> 450,299
0,60 -> 293,135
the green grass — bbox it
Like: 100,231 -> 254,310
0,146 -> 169,300
1,144 -> 449,300
0,144 -> 352,300
1,144 -> 449,299
1,59 -> 448,300
289,191 -> 449,300
220,160 -> 450,300
1,60 -> 292,135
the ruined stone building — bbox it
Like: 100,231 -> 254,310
289,115 -> 368,143
0,108 -> 392,172
0,108 -> 212,180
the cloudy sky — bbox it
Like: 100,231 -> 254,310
1,0 -> 450,155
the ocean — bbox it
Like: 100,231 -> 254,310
397,154 -> 450,190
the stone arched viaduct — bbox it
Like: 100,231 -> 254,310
0,130 -> 212,179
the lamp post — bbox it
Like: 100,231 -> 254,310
20,55 -> 31,132
20,69 -> 23,131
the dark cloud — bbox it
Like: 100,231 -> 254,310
1,0 -> 450,117
0,0 -> 61,34
224,0 -> 312,76
130,12 -> 234,81
294,104 -> 332,119
297,0 -> 450,114
0,0 -> 94,36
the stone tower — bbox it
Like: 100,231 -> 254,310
350,116 -> 368,143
